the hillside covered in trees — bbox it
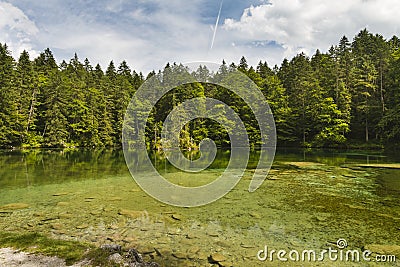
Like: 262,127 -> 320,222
1,29 -> 400,149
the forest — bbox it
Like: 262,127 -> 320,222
1,29 -> 400,150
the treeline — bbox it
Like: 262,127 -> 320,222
1,29 -> 400,149
0,47 -> 144,148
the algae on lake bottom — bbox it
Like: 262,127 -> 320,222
0,150 -> 399,266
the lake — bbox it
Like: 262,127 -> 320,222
0,148 -> 399,266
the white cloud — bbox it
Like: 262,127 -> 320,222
0,1 -> 38,34
0,0 -> 284,72
2,0 -> 399,73
223,0 -> 400,60
0,1 -> 39,58
20,0 -> 215,72
105,0 -> 126,13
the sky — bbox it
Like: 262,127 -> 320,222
1,0 -> 400,74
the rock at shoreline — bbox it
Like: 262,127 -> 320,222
100,245 -> 159,267
107,253 -> 124,265
100,244 -> 122,253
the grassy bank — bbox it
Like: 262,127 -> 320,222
0,231 -> 93,265
0,231 -> 162,266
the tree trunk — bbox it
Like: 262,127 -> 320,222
365,95 -> 369,142
302,92 -> 306,145
335,61 -> 339,106
380,60 -> 385,113
26,87 -> 38,133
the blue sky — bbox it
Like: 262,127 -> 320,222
1,0 -> 400,73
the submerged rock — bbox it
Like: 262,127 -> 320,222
118,209 -> 147,219
364,244 -> 400,256
171,214 -> 182,221
52,192 -> 69,196
186,232 -> 197,239
207,231 -> 219,237
50,223 -> 63,230
285,162 -> 326,169
76,224 -> 88,229
210,253 -> 227,262
140,248 -> 155,255
0,210 -> 13,214
0,203 -> 29,210
357,163 -> 400,169
108,197 -> 122,201
41,216 -> 59,222
342,174 -> 357,178
172,252 -> 187,259
197,252 -> 208,260
215,241 -> 230,248
240,243 -> 256,249
187,246 -> 200,254
249,212 -> 262,219
219,261 -> 234,267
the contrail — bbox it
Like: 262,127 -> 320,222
210,0 -> 223,50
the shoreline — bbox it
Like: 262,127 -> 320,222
0,244 -> 160,267
0,247 -> 84,267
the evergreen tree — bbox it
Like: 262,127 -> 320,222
351,58 -> 378,142
0,44 -> 20,147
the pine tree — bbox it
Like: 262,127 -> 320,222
0,44 -> 20,147
238,56 -> 249,73
351,58 -> 378,142
15,50 -> 40,146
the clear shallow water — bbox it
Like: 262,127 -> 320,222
0,149 -> 399,266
